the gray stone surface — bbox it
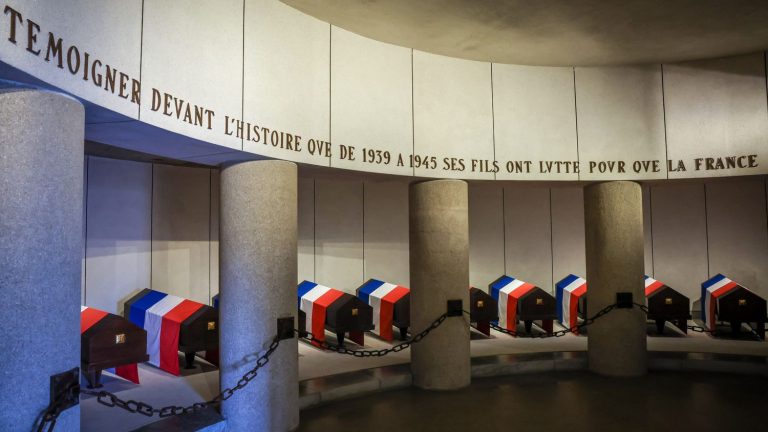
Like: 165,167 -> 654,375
0,88 -> 84,431
219,160 -> 299,432
409,180 -> 471,389
584,181 -> 648,376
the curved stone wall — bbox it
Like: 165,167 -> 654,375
1,0 -> 766,180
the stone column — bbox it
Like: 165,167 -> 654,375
0,87 -> 84,431
409,180 -> 471,390
219,160 -> 299,432
584,181 -> 647,376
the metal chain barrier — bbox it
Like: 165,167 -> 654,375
35,299 -> 762,430
687,323 -> 763,341
481,303 -> 618,338
297,312 -> 449,356
37,335 -> 282,431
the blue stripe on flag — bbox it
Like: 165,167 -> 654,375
358,279 -> 385,305
129,290 -> 167,328
297,281 -> 318,308
555,274 -> 580,322
701,274 -> 726,321
489,275 -> 514,301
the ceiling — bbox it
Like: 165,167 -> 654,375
282,0 -> 768,66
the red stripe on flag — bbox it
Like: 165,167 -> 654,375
159,300 -> 204,375
378,286 -> 409,341
115,364 -> 140,384
570,284 -> 587,335
506,283 -> 536,330
645,280 -> 665,296
708,281 -> 738,331
80,308 -> 109,334
311,289 -> 345,345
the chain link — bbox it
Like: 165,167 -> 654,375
297,312 -> 450,356
482,303 -> 618,338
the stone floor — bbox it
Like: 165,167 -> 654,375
298,370 -> 768,432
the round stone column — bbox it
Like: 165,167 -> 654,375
584,181 -> 647,376
409,180 -> 471,390
219,160 -> 299,431
0,87 -> 84,431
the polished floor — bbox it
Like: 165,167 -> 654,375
298,371 -> 768,432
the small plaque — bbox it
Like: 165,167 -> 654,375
352,308 -> 358,316
536,298 -> 543,305
207,321 -> 216,331
115,334 -> 126,344
665,298 -> 673,305
477,300 -> 484,308
738,299 -> 747,306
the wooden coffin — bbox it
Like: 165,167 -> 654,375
81,308 -> 147,388
489,275 -> 556,335
124,289 -> 219,370
355,279 -> 411,340
325,293 -> 375,346
516,287 -> 557,334
645,279 -> 690,334
469,287 -> 499,336
555,275 -> 588,334
717,287 -> 767,338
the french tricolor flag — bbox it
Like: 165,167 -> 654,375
298,281 -> 345,344
126,290 -> 205,376
644,276 -> 665,296
81,306 -> 140,384
556,274 -> 587,334
490,276 -> 536,331
701,274 -> 740,332
357,279 -> 410,341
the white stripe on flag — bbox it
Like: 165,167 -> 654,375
369,283 -> 398,334
705,277 -> 732,327
564,277 -> 586,293
563,288 -> 572,326
144,295 -> 185,367
706,277 -> 732,294
81,306 -> 88,312
499,279 -> 527,329
300,285 -> 331,334
644,277 -> 657,288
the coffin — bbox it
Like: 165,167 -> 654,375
298,281 -> 374,347
81,306 -> 147,388
555,274 -> 588,334
644,276 -> 690,334
356,279 -> 411,341
124,289 -> 219,375
701,274 -> 766,339
489,275 -> 556,335
468,287 -> 498,336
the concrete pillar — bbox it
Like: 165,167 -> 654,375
0,87 -> 84,430
584,181 -> 647,376
409,180 -> 471,390
219,160 -> 299,431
